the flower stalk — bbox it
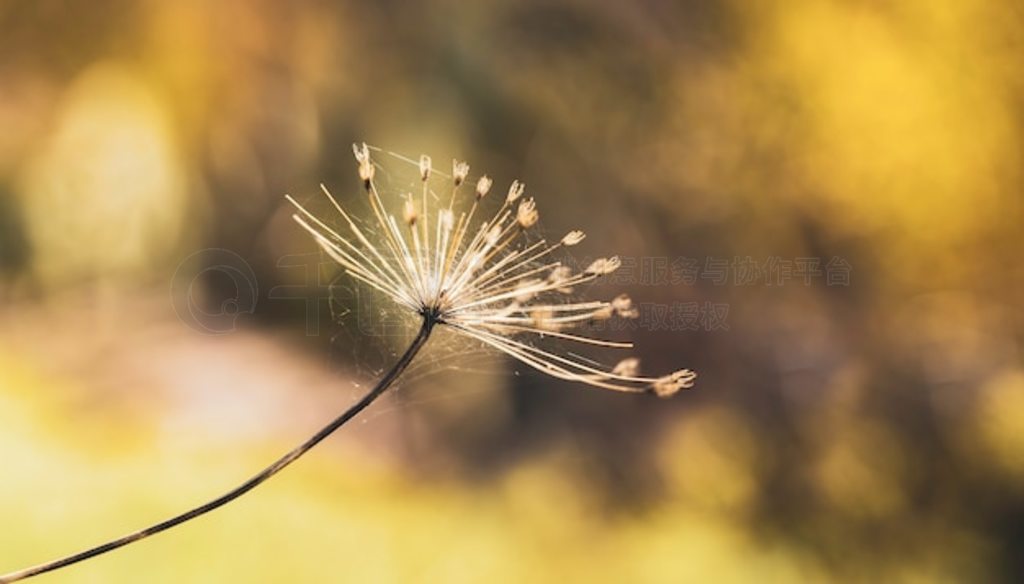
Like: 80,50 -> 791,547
0,318 -> 435,583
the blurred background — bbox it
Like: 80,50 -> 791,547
1,0 -> 1022,582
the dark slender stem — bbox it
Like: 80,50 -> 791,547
0,318 -> 434,583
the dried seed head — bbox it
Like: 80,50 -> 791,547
507,180 -> 526,203
561,230 -> 586,246
584,256 -> 621,276
290,146 -> 696,399
547,265 -> 573,294
611,294 -> 639,319
453,160 -> 470,186
651,369 -> 697,397
548,265 -> 571,281
403,198 -> 418,226
612,358 -> 640,377
353,143 -> 375,185
419,154 -> 432,181
475,175 -> 493,199
517,198 -> 539,229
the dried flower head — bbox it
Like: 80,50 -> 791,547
475,175 -> 493,199
419,154 -> 432,181
611,293 -> 639,319
584,256 -> 621,276
453,159 -> 470,186
287,144 -> 695,395
354,143 -> 375,186
612,357 -> 640,377
402,198 -> 418,226
516,198 -> 539,229
651,369 -> 698,397
547,265 -> 573,294
561,230 -> 585,246
506,180 -> 526,203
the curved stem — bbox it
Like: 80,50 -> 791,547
0,318 -> 434,583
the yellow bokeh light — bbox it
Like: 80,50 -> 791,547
19,62 -> 188,285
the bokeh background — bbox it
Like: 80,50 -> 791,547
1,1 -> 1023,582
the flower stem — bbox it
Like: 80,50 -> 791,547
0,317 -> 435,583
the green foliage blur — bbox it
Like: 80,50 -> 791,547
1,1 -> 1022,582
